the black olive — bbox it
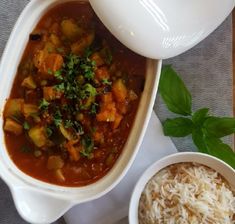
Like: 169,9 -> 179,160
29,34 -> 42,41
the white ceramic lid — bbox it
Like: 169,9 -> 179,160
89,0 -> 235,59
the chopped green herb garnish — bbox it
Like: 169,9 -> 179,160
64,120 -> 73,128
90,103 -> 98,115
80,135 -> 94,158
47,69 -> 53,75
23,121 -> 30,130
54,70 -> 63,80
54,110 -> 62,127
46,127 -> 53,137
54,83 -> 65,91
39,99 -> 50,110
102,79 -> 112,85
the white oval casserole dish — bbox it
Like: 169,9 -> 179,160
0,0 -> 162,223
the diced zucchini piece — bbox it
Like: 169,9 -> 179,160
59,124 -> 74,140
47,156 -> 64,170
4,118 -> 23,135
28,126 -> 48,148
4,99 -> 24,118
112,79 -> 127,102
43,87 -> 63,101
22,104 -> 38,118
61,19 -> 83,40
21,76 -> 36,89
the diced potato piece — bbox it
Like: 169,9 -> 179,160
4,99 -> 24,118
22,104 -> 38,118
59,124 -> 74,140
96,102 -> 116,122
50,34 -> 61,46
4,118 -> 23,135
112,79 -> 127,102
61,19 -> 83,40
90,52 -> 105,67
55,169 -> 65,182
34,50 -> 48,69
71,32 -> 95,55
28,126 -> 48,148
43,87 -> 63,101
47,156 -> 64,170
112,113 -> 123,129
21,76 -> 36,89
95,67 -> 110,81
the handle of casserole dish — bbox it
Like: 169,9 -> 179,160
11,187 -> 73,224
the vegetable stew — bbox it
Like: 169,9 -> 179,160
3,2 -> 146,186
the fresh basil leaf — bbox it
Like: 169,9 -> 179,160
192,129 -> 208,153
203,117 -> 235,138
163,117 -> 193,137
204,137 -> 235,168
192,108 -> 209,126
159,65 -> 192,116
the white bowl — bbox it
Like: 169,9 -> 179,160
129,152 -> 235,224
0,0 -> 161,223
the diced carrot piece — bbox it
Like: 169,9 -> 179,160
65,140 -> 80,162
95,67 -> 110,81
34,51 -> 63,74
93,131 -> 104,144
101,93 -> 113,104
43,53 -> 63,73
116,102 -> 127,115
112,113 -> 123,129
4,118 -> 23,136
112,79 -> 127,102
90,53 -> 104,67
96,102 -> 116,122
43,86 -> 63,101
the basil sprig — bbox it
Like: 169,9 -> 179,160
159,65 -> 235,168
